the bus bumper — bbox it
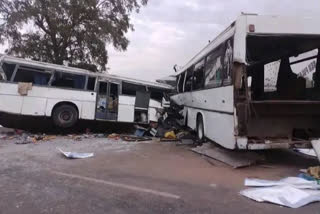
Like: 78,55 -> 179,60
236,137 -> 313,150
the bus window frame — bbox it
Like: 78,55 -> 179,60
183,67 -> 194,93
192,59 -> 206,91
12,64 -> 53,86
50,70 -> 88,91
86,76 -> 97,91
204,50 -> 224,89
4,62 -> 93,92
177,72 -> 185,93
0,64 -> 6,81
121,81 -> 147,96
204,37 -> 234,89
0,62 -> 17,81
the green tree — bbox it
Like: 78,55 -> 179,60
0,0 -> 148,72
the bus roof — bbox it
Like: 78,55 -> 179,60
175,14 -> 320,76
0,54 -> 173,90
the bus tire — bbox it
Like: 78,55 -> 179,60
52,104 -> 78,128
196,115 -> 204,141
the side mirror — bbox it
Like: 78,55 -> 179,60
247,76 -> 252,88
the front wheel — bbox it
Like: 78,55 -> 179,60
52,104 -> 78,128
196,115 -> 204,141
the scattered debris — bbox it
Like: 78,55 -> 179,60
15,139 -> 33,145
191,143 -> 265,168
240,185 -> 320,208
176,139 -> 194,146
308,166 -> 320,179
121,135 -> 152,142
241,177 -> 320,208
176,131 -> 194,140
298,173 -> 318,181
15,133 -> 34,144
94,133 -> 105,138
295,149 -> 317,158
133,125 -> 148,137
59,148 -> 94,159
134,129 -> 145,137
108,133 -> 120,140
164,131 -> 176,139
244,177 -> 320,189
149,128 -> 157,137
160,138 -> 180,142
311,140 -> 320,162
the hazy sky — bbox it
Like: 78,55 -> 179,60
1,0 -> 320,81
107,0 -> 320,81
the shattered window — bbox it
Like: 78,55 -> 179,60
1,63 -> 16,81
150,88 -> 163,101
184,68 -> 193,92
177,73 -> 185,93
193,60 -> 205,90
291,49 -> 318,88
51,71 -> 86,90
264,49 -> 318,92
205,52 -> 223,88
264,61 -> 281,92
122,82 -> 146,96
87,77 -> 96,91
205,38 -> 233,88
14,66 -> 51,86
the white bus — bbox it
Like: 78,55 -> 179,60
171,14 -> 320,151
0,55 -> 172,128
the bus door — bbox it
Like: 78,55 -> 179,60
96,81 -> 119,121
134,91 -> 150,123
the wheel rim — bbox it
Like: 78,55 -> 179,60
60,111 -> 72,122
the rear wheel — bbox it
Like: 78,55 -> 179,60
52,104 -> 78,128
196,115 -> 204,141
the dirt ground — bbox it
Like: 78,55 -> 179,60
0,130 -> 319,214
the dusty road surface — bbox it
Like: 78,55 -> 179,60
0,133 -> 319,214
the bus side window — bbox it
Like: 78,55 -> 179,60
222,39 -> 233,85
87,77 -> 96,91
14,66 -> 51,86
2,63 -> 16,81
193,60 -> 205,90
122,82 -> 146,96
51,71 -> 86,90
205,51 -> 223,88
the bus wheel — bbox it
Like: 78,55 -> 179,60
197,115 -> 204,141
52,104 -> 78,128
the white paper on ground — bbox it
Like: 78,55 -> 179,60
59,148 -> 94,159
296,149 -> 317,157
244,177 -> 320,189
311,140 -> 320,162
240,185 -> 320,208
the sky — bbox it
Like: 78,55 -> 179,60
107,0 -> 320,81
1,0 -> 320,81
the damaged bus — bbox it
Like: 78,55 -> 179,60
0,55 -> 172,128
171,14 -> 320,154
